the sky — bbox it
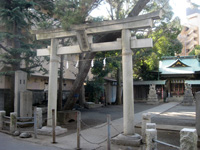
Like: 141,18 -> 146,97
170,0 -> 200,24
90,0 -> 200,24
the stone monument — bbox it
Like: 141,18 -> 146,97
147,84 -> 159,105
182,83 -> 194,106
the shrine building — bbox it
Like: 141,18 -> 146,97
159,55 -> 200,99
134,55 -> 200,101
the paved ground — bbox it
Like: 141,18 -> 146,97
63,103 -> 158,134
152,104 -> 195,126
0,132 -> 64,150
0,102 -> 199,150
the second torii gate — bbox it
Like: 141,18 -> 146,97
34,11 -> 162,143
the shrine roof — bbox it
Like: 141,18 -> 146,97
159,55 -> 200,75
134,80 -> 166,85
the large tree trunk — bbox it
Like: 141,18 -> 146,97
57,55 -> 64,111
63,52 -> 96,110
63,0 -> 150,110
116,66 -> 122,105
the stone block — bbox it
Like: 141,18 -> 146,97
180,128 -> 197,150
19,132 -> 32,138
146,129 -> 157,150
0,111 -> 5,129
57,110 -> 79,124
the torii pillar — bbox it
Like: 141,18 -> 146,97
112,30 -> 141,146
122,29 -> 134,135
47,39 -> 59,126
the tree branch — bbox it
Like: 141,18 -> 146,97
0,43 -> 10,54
128,0 -> 150,17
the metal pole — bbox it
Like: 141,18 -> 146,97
107,114 -> 111,150
34,107 -> 37,139
77,111 -> 81,150
52,109 -> 56,143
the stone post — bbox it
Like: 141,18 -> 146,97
47,39 -> 59,126
142,113 -> 151,143
122,29 -> 134,135
146,129 -> 157,150
195,91 -> 200,137
36,108 -> 42,129
10,112 -> 17,133
0,111 -> 5,130
180,128 -> 197,150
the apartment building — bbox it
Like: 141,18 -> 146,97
178,6 -> 200,56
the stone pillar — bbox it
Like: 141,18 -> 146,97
14,71 -> 27,116
36,108 -> 42,129
180,128 -> 197,150
142,113 -> 151,143
195,91 -> 200,137
146,129 -> 157,150
10,112 -> 17,133
47,39 -> 59,126
0,111 -> 5,129
122,29 -> 134,135
20,91 -> 32,117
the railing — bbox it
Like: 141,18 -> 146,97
152,138 -> 180,149
16,107 -> 37,138
0,107 -> 38,138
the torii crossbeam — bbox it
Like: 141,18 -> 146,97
33,11 -> 162,143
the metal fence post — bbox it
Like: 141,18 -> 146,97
52,109 -> 56,143
34,107 -> 37,139
107,114 -> 111,150
77,111 -> 81,150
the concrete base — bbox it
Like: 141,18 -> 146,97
147,100 -> 159,105
181,101 -> 194,106
37,126 -> 67,136
111,133 -> 142,147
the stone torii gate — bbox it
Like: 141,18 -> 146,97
34,11 -> 162,143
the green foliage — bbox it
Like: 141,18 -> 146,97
54,0 -> 103,30
189,45 -> 200,57
0,0 -> 51,74
85,78 -> 104,102
132,1 -> 182,80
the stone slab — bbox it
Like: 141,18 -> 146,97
37,126 -> 67,136
111,133 -> 142,147
84,102 -> 103,109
